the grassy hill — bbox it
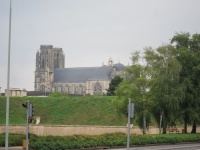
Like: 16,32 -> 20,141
0,96 -> 127,126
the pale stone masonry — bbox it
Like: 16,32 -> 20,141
5,88 -> 27,97
35,45 -> 126,95
35,45 -> 65,92
0,125 -> 199,136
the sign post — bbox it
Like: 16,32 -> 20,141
127,98 -> 134,150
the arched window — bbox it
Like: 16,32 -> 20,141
68,85 -> 71,94
55,86 -> 58,91
79,85 -> 85,95
79,85 -> 83,95
60,85 -> 63,93
93,82 -> 102,95
75,85 -> 78,94
71,85 -> 75,94
41,58 -> 45,68
65,85 -> 69,93
82,86 -> 86,95
40,85 -> 45,92
54,53 -> 57,68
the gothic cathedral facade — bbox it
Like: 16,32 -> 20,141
35,45 -> 125,95
35,45 -> 65,92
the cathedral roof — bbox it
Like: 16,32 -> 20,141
54,66 -> 112,83
113,63 -> 126,71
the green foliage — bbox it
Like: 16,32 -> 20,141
115,51 -> 154,134
1,133 -> 200,149
107,75 -> 123,96
0,96 -> 126,126
28,133 -> 200,149
0,134 -> 25,147
115,41 -> 194,134
136,112 -> 152,130
49,91 -> 68,97
171,32 -> 200,133
145,45 -> 184,133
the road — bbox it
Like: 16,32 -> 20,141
108,143 -> 200,150
0,143 -> 200,150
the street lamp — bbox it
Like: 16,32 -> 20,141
5,0 -> 12,149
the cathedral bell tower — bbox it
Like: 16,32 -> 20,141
108,57 -> 113,66
34,45 -> 65,92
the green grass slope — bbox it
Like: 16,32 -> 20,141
0,96 -> 127,125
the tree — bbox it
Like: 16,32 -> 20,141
106,75 -> 123,96
114,32 -> 200,134
145,45 -> 184,134
115,51 -> 153,134
171,32 -> 200,133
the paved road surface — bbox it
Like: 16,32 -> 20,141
0,143 -> 200,150
107,143 -> 200,150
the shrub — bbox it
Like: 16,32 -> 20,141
49,92 -> 68,97
1,133 -> 200,149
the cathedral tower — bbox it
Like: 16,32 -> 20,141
34,45 -> 65,92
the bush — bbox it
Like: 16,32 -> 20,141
0,133 -> 200,149
29,133 -> 200,149
49,92 -> 68,97
0,134 -> 25,147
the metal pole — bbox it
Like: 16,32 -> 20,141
5,0 -> 12,149
127,98 -> 131,150
26,101 -> 29,150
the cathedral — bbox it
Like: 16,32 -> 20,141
35,45 -> 126,95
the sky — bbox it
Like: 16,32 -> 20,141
0,0 -> 200,92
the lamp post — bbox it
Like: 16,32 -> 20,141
5,0 -> 12,149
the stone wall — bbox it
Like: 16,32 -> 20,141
0,125 -> 199,136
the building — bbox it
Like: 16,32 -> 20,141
35,45 -> 125,95
35,45 -> 65,92
5,88 -> 27,97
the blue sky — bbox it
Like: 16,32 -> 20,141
0,0 -> 200,92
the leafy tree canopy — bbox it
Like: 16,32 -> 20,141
107,75 -> 123,96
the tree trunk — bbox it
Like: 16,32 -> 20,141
143,115 -> 146,134
162,115 -> 167,134
184,112 -> 188,133
191,120 -> 197,133
142,97 -> 146,135
159,110 -> 163,134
